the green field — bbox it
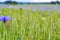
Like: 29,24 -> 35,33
0,8 -> 60,40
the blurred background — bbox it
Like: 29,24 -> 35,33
0,0 -> 59,2
0,0 -> 60,11
0,0 -> 60,4
0,0 -> 60,40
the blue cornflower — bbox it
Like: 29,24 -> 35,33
40,6 -> 45,11
0,15 -> 11,23
45,6 -> 52,10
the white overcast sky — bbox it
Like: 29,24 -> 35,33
0,0 -> 60,2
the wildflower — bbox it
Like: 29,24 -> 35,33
14,18 -> 16,21
0,15 -> 11,23
32,8 -> 36,12
42,17 -> 46,20
40,6 -> 45,11
46,6 -> 52,10
8,4 -> 13,8
58,6 -> 60,9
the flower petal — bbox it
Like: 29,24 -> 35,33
6,16 -> 11,21
0,16 -> 5,21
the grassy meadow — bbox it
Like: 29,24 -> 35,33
0,7 -> 60,40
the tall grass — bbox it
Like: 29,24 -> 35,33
0,8 -> 60,40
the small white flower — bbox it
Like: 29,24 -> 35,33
14,18 -> 16,21
42,17 -> 46,20
8,5 -> 13,8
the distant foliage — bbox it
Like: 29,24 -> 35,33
4,1 -> 18,5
